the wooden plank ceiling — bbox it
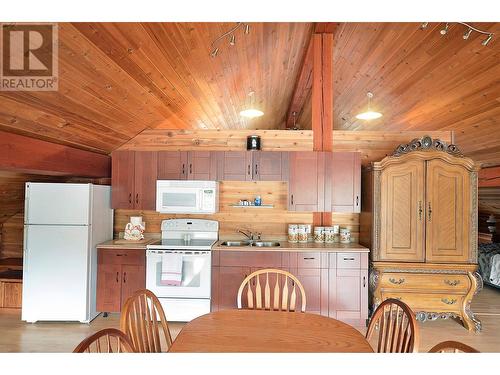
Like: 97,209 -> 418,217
0,22 -> 498,166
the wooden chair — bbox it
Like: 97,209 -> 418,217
429,340 -> 480,353
237,268 -> 307,312
120,289 -> 173,353
365,298 -> 420,353
73,328 -> 135,353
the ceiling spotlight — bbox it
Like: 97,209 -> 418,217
244,24 -> 250,34
210,47 -> 219,57
463,28 -> 473,40
482,34 -> 493,46
420,22 -> 429,30
229,34 -> 236,46
440,23 -> 450,35
356,92 -> 383,121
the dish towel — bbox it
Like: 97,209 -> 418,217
490,254 -> 500,286
160,253 -> 183,286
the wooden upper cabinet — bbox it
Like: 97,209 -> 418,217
252,152 -> 289,181
111,150 -> 135,209
379,159 -> 425,262
158,151 -> 188,180
217,152 -> 253,181
134,151 -> 157,210
288,152 -> 325,211
188,151 -> 217,180
425,160 -> 471,263
325,152 -> 361,212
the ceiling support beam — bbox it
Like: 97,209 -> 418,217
311,32 -> 334,226
285,23 -> 337,129
479,166 -> 500,187
0,131 -> 111,178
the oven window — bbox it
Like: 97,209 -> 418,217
155,256 -> 205,287
162,192 -> 196,207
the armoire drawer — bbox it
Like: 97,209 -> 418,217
381,292 -> 464,313
380,272 -> 470,293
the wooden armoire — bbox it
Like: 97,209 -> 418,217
360,136 -> 482,332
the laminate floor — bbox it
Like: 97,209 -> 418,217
0,286 -> 499,353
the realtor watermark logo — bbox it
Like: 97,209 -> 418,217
0,23 -> 58,91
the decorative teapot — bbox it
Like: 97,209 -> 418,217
124,216 -> 146,240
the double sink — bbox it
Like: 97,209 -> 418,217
220,240 -> 281,248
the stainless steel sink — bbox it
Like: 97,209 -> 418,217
251,241 -> 281,247
219,241 -> 252,247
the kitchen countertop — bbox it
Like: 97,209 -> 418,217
212,240 -> 369,253
96,237 -> 159,249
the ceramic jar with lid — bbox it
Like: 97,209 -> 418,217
340,228 -> 351,244
314,227 -> 325,243
324,227 -> 335,243
288,224 -> 298,243
298,225 -> 308,243
332,225 -> 340,243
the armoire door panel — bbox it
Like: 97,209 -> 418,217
425,160 -> 470,263
380,160 -> 425,262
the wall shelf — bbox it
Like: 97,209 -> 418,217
228,204 -> 274,208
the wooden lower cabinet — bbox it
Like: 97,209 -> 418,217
211,250 -> 369,325
96,248 -> 146,313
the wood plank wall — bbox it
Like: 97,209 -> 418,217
119,129 -> 454,166
115,181 -> 360,241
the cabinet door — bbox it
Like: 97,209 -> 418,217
187,151 -> 217,180
217,266 -> 251,310
288,152 -> 325,211
325,152 -> 361,212
425,160 -> 471,263
379,159 -> 425,262
290,268 -> 323,314
111,150 -> 135,209
157,151 -> 188,180
218,152 -> 253,181
134,151 -> 158,210
253,152 -> 289,181
96,264 -> 122,313
120,265 -> 146,308
329,268 -> 368,325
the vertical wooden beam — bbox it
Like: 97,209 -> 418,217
312,33 -> 334,226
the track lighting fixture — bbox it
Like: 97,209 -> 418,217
482,34 -> 493,46
463,28 -> 473,40
440,23 -> 450,35
209,22 -> 250,57
420,22 -> 494,46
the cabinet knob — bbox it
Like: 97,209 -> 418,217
441,298 -> 457,305
128,193 -> 132,204
135,193 -> 139,204
389,277 -> 405,285
418,201 -> 423,221
428,202 -> 432,221
123,272 -> 127,283
255,163 -> 258,176
291,194 -> 294,206
247,164 -> 251,176
303,257 -> 316,260
356,196 -> 359,206
363,276 -> 366,288
116,272 -> 119,283
189,163 -> 193,175
182,164 -> 185,175
444,279 -> 460,286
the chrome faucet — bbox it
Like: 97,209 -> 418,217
237,229 -> 261,241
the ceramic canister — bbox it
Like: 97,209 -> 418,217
314,227 -> 325,243
288,224 -> 299,243
298,225 -> 308,243
332,225 -> 340,243
340,228 -> 351,244
324,227 -> 335,243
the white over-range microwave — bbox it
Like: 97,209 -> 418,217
156,180 -> 219,214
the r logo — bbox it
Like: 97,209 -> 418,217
0,23 -> 58,91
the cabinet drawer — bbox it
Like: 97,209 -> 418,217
219,251 -> 282,268
98,249 -> 145,266
297,252 -> 321,269
380,273 -> 470,293
336,253 -> 361,269
381,292 -> 464,313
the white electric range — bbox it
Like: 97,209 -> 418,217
146,219 -> 218,322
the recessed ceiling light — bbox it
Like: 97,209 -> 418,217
239,109 -> 264,118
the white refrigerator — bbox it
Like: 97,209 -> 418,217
22,183 -> 113,323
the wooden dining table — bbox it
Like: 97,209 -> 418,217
169,309 -> 374,352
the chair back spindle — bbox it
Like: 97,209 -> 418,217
237,269 -> 306,313
366,298 -> 419,353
